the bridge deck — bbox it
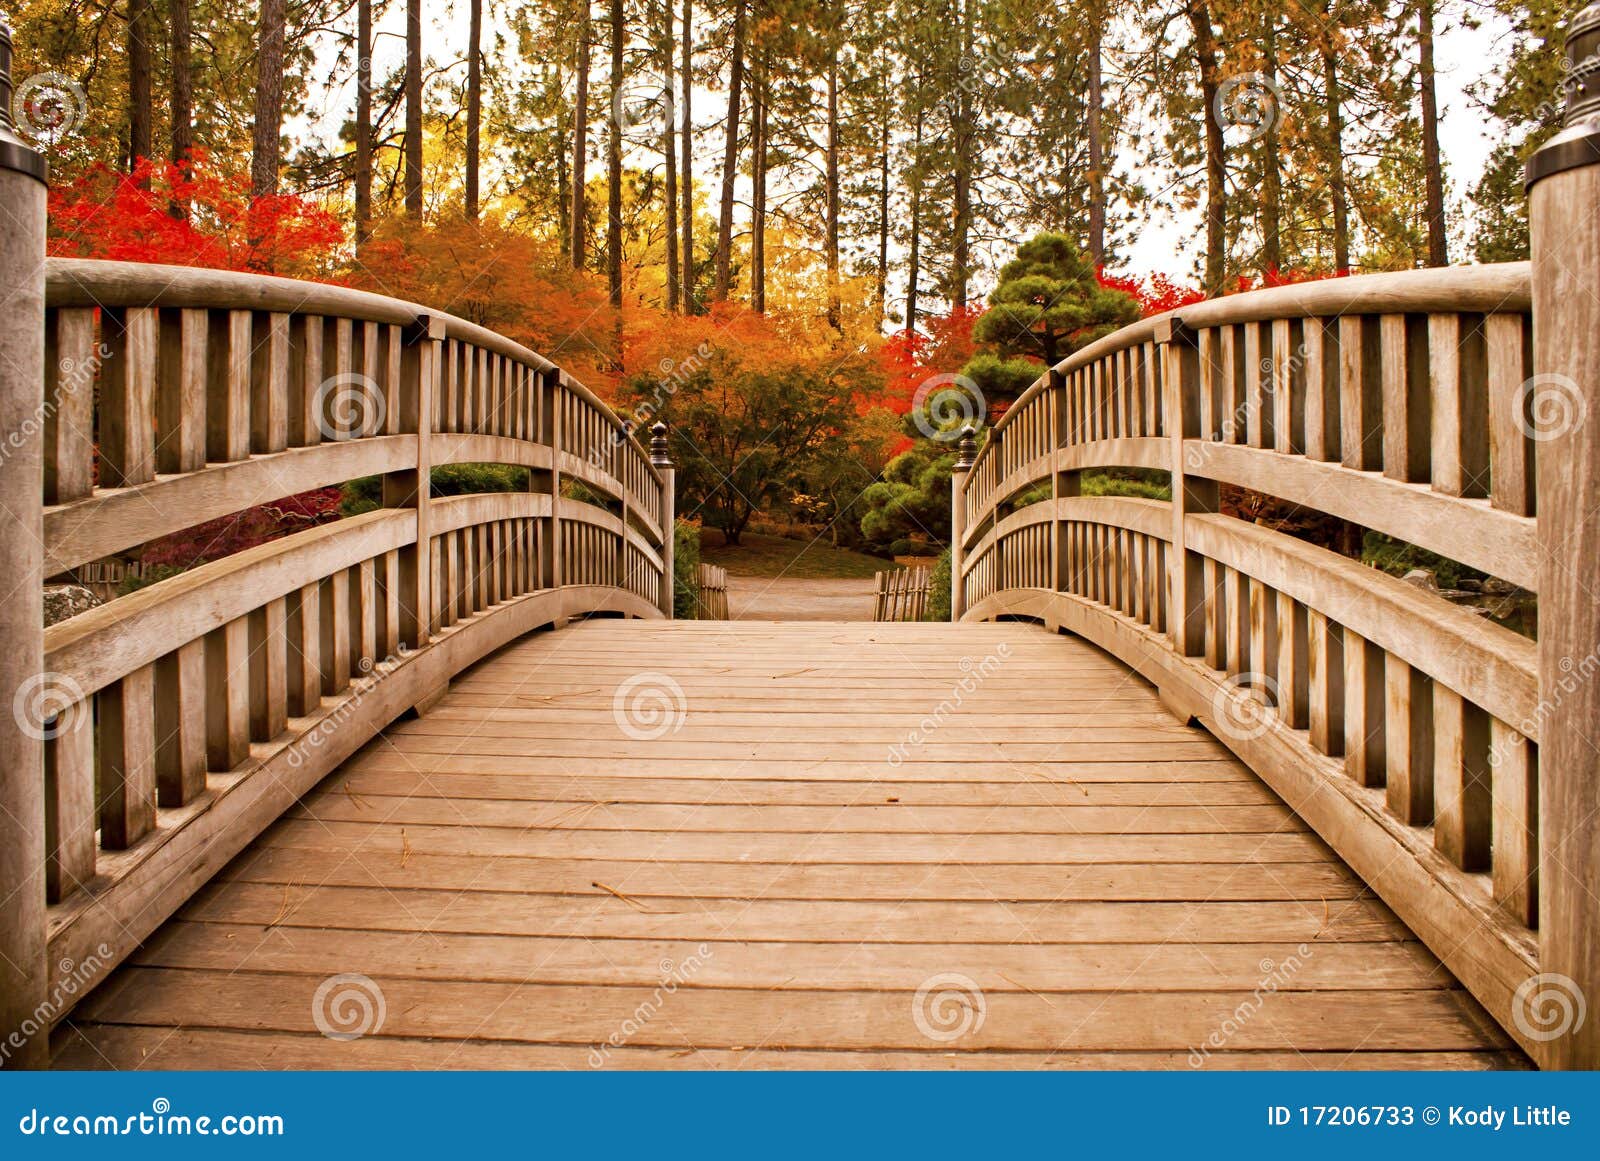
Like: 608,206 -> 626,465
54,620 -> 1523,1069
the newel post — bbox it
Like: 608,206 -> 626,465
949,426 -> 977,621
0,20 -> 50,1070
1527,1 -> 1600,1071
651,422 -> 676,619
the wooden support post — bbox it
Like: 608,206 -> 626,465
949,426 -> 977,621
0,26 -> 49,1069
386,313 -> 442,651
1158,318 -> 1218,660
1527,1 -> 1600,1070
651,422 -> 676,618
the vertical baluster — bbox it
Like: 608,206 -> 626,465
323,317 -> 354,439
1490,723 -> 1538,926
1306,610 -> 1345,756
44,700 -> 95,901
251,312 -> 290,454
43,308 -> 98,503
1429,313 -> 1489,497
1301,317 -> 1340,461
285,582 -> 322,716
1384,656 -> 1434,824
154,640 -> 207,805
1381,313 -> 1431,482
207,310 -> 252,460
1223,568 -> 1248,676
1486,313 -> 1534,515
1244,321 -> 1272,448
248,598 -> 289,742
156,308 -> 208,474
319,571 -> 352,693
205,619 -> 251,771
384,324 -> 404,436
99,666 -> 157,847
380,548 -> 402,657
1433,686 -> 1492,870
1202,558 -> 1226,670
1341,630 -> 1386,787
101,306 -> 159,485
1339,315 -> 1383,470
1248,578 -> 1277,695
289,316 -> 325,447
1274,592 -> 1308,729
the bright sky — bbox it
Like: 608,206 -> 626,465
298,3 -> 1517,299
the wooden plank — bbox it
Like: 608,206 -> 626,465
43,701 -> 96,902
155,308 -> 207,474
1433,685 -> 1491,871
43,308 -> 97,503
205,618 -> 251,772
154,639 -> 207,807
1489,721 -> 1537,927
98,665 -> 157,849
206,309 -> 252,462
100,306 -> 158,486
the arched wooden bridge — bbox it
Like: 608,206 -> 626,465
3,17 -> 1599,1072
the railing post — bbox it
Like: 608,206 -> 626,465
387,313 -> 442,650
1526,0 -> 1600,1070
949,426 -> 976,621
1157,317 -> 1216,661
651,422 -> 676,619
0,20 -> 50,1070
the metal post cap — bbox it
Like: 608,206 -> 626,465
0,22 -> 49,183
1527,3 -> 1600,186
649,421 -> 673,468
953,426 -> 978,471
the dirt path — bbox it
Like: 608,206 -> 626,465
725,576 -> 878,621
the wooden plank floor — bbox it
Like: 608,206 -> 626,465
54,619 -> 1525,1069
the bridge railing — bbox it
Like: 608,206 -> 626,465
951,243 -> 1599,1062
0,247 -> 674,1062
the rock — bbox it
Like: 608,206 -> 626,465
43,584 -> 100,627
1456,578 -> 1483,592
1482,577 -> 1517,596
1400,568 -> 1440,592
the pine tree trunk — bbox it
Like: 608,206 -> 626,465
664,0 -> 680,312
403,0 -> 424,218
1086,24 -> 1105,266
1188,0 -> 1226,292
1418,0 -> 1448,266
825,53 -> 840,329
950,0 -> 973,310
907,102 -> 924,332
751,60 -> 766,313
465,0 -> 482,219
1323,3 -> 1350,272
608,0 -> 625,308
680,0 -> 695,311
1261,15 -> 1282,273
876,75 -> 890,329
128,0 -> 153,169
714,0 -> 747,302
170,0 -> 193,168
573,5 -> 591,269
251,0 -> 287,197
355,0 -> 373,243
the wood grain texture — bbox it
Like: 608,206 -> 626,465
57,620 -> 1519,1070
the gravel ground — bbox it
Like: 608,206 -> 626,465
723,576 -> 879,621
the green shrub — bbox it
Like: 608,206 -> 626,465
117,563 -> 187,596
925,547 -> 952,622
673,520 -> 701,620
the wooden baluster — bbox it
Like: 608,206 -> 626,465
359,321 -> 381,436
380,548 -> 402,657
101,306 -> 159,486
1384,656 -> 1434,824
1269,317 -> 1300,454
1339,315 -> 1383,471
1341,629 -> 1386,786
1223,568 -> 1248,676
1274,592 -> 1308,728
1244,321 -> 1272,448
251,311 -> 290,454
207,309 -> 252,460
1248,578 -> 1277,698
1381,313 -> 1431,482
1433,685 -> 1491,870
205,619 -> 251,771
1490,722 -> 1538,927
384,324 -> 404,436
324,317 -> 354,439
351,558 -> 377,676
99,666 -> 157,848
1428,313 -> 1489,497
319,571 -> 352,693
1301,317 -> 1340,461
154,640 -> 207,805
1202,557 -> 1225,670
1306,610 -> 1345,756
43,308 -> 98,503
249,598 -> 288,742
44,700 -> 95,902
288,315 -> 325,447
156,308 -> 207,474
285,582 -> 322,716
1486,313 -> 1534,516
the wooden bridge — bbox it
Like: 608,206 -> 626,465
2,14 -> 1599,1071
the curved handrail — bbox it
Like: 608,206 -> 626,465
25,258 -> 677,1022
954,261 -> 1544,1058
